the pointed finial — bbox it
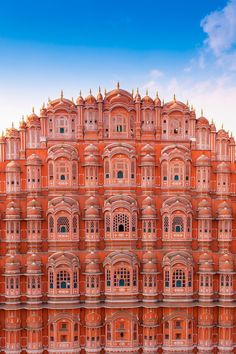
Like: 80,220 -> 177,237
132,89 -> 134,97
221,123 -> 224,129
162,99 -> 164,105
146,89 -> 148,96
98,86 -> 101,93
48,97 -> 51,103
156,91 -> 159,98
12,122 -> 14,128
104,88 -> 107,96
136,88 -> 139,94
173,94 -> 176,102
117,81 -> 120,89
231,131 -> 233,137
79,90 -> 82,97
22,115 -> 24,122
186,99 -> 189,106
201,108 -> 203,116
32,106 -> 35,114
71,97 -> 74,103
60,89 -> 63,99
89,88 -> 92,95
191,104 -> 193,111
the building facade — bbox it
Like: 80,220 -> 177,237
0,85 -> 235,354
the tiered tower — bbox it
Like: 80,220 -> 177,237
0,85 -> 235,354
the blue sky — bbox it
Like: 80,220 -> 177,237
0,0 -> 235,132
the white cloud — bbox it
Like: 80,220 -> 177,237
149,69 -> 164,79
201,0 -> 236,56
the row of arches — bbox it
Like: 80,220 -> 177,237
4,251 -> 234,300
4,196 -> 232,243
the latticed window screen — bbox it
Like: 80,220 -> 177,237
165,271 -> 170,287
172,269 -> 186,287
132,214 -> 136,232
164,216 -> 169,232
105,214 -> 111,232
50,271 -> 54,288
186,216 -> 191,232
57,217 -> 69,233
49,217 -> 54,233
106,269 -> 111,286
172,216 -> 184,232
72,163 -> 77,181
56,271 -> 70,289
114,268 -> 130,287
72,216 -> 77,233
73,271 -> 78,288
113,213 -> 129,232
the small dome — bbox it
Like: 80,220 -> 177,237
142,205 -> 156,218
135,91 -> 141,103
196,154 -> 211,166
6,161 -> 20,171
84,144 -> 99,155
85,205 -> 99,218
217,201 -> 232,218
143,251 -> 156,263
5,255 -> 20,273
199,253 -> 213,272
85,252 -> 100,273
85,196 -> 99,207
216,162 -> 230,173
27,253 -> 41,273
97,88 -> 103,101
197,116 -> 209,125
84,153 -> 98,164
85,91 -> 96,105
141,153 -> 155,163
154,92 -> 161,106
76,92 -> 84,105
142,196 -> 154,207
27,111 -> 40,126
142,92 -> 153,105
27,199 -> 42,217
143,260 -> 157,273
198,200 -> 212,218
6,126 -> 19,138
141,144 -> 155,154
27,154 -> 42,165
6,201 -> 20,217
219,253 -> 234,272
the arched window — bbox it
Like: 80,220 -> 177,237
173,269 -> 185,287
113,213 -> 129,233
172,217 -> 184,232
117,170 -> 123,179
57,271 -> 70,289
57,217 -> 69,233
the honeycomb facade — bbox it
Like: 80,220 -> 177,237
0,86 -> 235,354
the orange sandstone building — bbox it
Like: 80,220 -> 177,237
0,85 -> 235,354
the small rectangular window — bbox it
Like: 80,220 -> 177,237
60,127 -> 65,133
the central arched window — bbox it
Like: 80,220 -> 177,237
113,213 -> 129,232
57,217 -> 70,233
117,170 -> 123,179
172,217 -> 184,233
57,271 -> 70,289
114,268 -> 130,287
173,269 -> 185,287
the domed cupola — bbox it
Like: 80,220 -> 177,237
5,255 -> 20,275
6,201 -> 20,219
76,91 -> 84,105
85,90 -> 97,106
142,90 -> 153,106
199,253 -> 213,273
27,199 -> 42,219
219,252 -> 234,273
26,253 -> 42,274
